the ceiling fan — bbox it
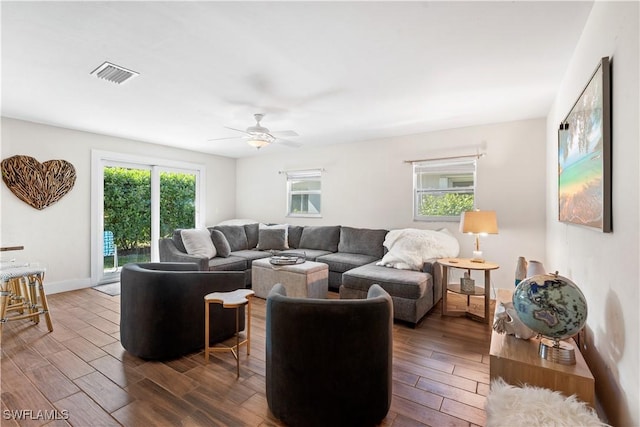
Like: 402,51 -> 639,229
209,113 -> 300,149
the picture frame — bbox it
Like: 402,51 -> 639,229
558,57 -> 612,232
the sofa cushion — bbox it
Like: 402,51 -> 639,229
299,226 -> 341,252
285,249 -> 333,261
287,225 -> 304,249
210,230 -> 231,258
258,228 -> 288,251
230,250 -> 272,264
316,252 -> 379,274
244,223 -> 260,249
172,230 -> 187,253
338,226 -> 388,258
207,256 -> 247,272
181,229 -> 217,258
213,225 -> 249,252
342,262 -> 429,300
257,224 -> 289,250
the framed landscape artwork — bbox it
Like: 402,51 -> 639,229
558,57 -> 612,232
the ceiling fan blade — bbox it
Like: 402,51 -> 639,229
272,130 -> 299,137
278,138 -> 302,148
207,135 -> 244,142
224,126 -> 251,135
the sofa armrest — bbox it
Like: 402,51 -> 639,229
423,259 -> 443,303
422,260 -> 435,276
158,238 -> 209,271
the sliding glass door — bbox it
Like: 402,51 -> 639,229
92,151 -> 205,285
102,165 -> 152,280
159,169 -> 196,239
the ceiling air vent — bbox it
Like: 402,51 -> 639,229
90,61 -> 139,84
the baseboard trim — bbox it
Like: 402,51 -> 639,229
45,278 -> 93,295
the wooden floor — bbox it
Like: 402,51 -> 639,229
1,287 -> 494,426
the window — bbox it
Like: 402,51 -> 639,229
413,158 -> 476,221
286,169 -> 322,217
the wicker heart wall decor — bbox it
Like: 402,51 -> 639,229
1,155 -> 77,210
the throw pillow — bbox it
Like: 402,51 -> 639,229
210,229 -> 231,258
172,229 -> 187,253
299,225 -> 341,252
244,222 -> 260,249
257,228 -> 288,251
287,225 -> 304,249
213,225 -> 249,252
180,228 -> 217,258
257,224 -> 289,250
338,226 -> 388,258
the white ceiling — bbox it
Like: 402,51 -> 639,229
1,1 -> 593,159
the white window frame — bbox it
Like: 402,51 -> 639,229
285,169 -> 322,218
413,158 -> 476,222
91,150 -> 206,285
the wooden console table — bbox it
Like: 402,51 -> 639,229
489,288 -> 595,407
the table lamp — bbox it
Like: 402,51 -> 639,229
459,210 -> 498,263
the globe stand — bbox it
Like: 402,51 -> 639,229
538,337 -> 576,365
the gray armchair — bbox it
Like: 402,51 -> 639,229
266,283 -> 393,427
120,262 -> 245,360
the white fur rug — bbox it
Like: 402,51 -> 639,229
485,378 -> 608,427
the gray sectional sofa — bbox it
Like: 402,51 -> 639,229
159,223 -> 443,325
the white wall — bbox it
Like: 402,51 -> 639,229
236,118 -> 547,289
546,2 -> 639,425
0,117 -> 236,292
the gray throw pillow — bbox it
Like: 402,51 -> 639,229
213,225 -> 249,252
244,223 -> 260,249
210,230 -> 231,258
299,226 -> 341,252
338,226 -> 388,258
257,228 -> 288,251
288,225 -> 304,249
172,229 -> 187,253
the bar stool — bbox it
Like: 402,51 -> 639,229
204,289 -> 254,377
0,265 -> 53,338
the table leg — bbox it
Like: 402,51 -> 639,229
484,270 -> 491,325
204,301 -> 210,363
441,265 -> 449,316
247,297 -> 252,356
235,307 -> 240,378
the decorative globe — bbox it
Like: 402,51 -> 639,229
512,273 -> 587,341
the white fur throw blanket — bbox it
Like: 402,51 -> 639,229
376,228 -> 459,271
486,378 -> 608,427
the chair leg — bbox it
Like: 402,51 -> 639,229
34,274 -> 53,332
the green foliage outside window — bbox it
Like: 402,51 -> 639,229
159,171 -> 196,238
104,168 -> 195,251
418,193 -> 474,217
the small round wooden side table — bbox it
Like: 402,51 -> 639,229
204,289 -> 254,378
438,258 -> 499,324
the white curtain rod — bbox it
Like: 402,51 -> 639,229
278,167 -> 326,174
403,153 -> 485,164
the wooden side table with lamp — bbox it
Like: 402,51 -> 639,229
439,210 -> 500,324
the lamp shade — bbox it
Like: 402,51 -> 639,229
459,210 -> 499,235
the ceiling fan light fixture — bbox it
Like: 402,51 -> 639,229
246,132 -> 274,149
247,139 -> 270,149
